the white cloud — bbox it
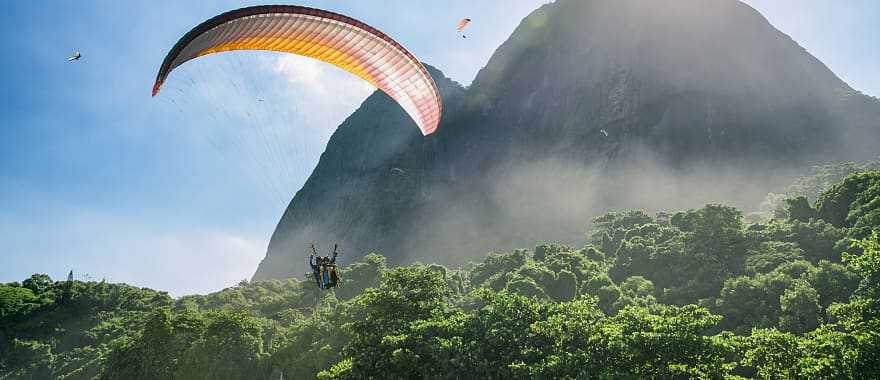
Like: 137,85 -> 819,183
269,55 -> 375,125
1,207 -> 267,297
105,230 -> 266,296
273,55 -> 325,89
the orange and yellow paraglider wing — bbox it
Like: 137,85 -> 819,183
153,6 -> 441,135
456,18 -> 471,32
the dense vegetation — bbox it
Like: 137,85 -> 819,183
3,168 -> 880,379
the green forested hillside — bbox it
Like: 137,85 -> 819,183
3,169 -> 880,379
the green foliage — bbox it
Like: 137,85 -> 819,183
546,270 -> 577,302
505,275 -> 548,300
788,161 -> 880,202
101,309 -> 208,379
589,210 -> 654,254
175,310 -> 269,380
270,307 -> 347,379
786,196 -> 817,222
763,219 -> 846,262
0,285 -> 40,320
21,274 -> 53,296
778,281 -> 821,334
611,304 -> 730,378
816,171 -> 880,238
0,279 -> 172,379
807,260 -> 860,308
741,328 -> 801,379
470,249 -> 529,286
744,242 -> 804,275
844,230 -> 880,280
4,168 -> 880,379
334,253 -> 385,301
333,265 -> 451,379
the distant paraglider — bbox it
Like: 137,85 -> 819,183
152,5 -> 443,135
67,51 -> 81,62
456,18 -> 471,38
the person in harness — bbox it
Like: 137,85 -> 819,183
308,243 -> 341,289
308,243 -> 323,289
325,244 -> 340,288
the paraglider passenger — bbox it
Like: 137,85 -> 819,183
309,254 -> 322,289
321,257 -> 331,288
327,245 -> 340,288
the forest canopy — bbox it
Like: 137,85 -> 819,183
2,167 -> 880,379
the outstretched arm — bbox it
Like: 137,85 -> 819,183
330,244 -> 339,264
309,243 -> 319,268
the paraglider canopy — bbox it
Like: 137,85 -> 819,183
456,18 -> 471,38
153,5 -> 443,135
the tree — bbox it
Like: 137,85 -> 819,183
844,230 -> 880,282
533,243 -> 573,262
778,281 -> 821,334
763,219 -> 845,262
505,275 -> 548,300
589,211 -> 654,255
0,285 -> 39,320
22,274 -> 53,296
669,205 -> 748,302
807,260 -> 859,308
610,304 -> 729,378
270,307 -> 347,379
741,328 -> 801,379
786,196 -> 816,222
545,270 -> 578,302
816,171 -> 880,235
716,276 -> 773,334
331,266 -> 450,379
4,339 -> 55,379
612,276 -> 657,311
470,250 -> 529,287
786,162 -> 877,202
334,253 -> 386,301
101,309 -> 208,380
797,325 -> 860,378
744,242 -> 804,275
175,310 -> 268,380
528,296 -> 609,378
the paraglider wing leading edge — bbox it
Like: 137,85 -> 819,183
152,5 -> 442,135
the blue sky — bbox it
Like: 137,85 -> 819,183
1,1 -> 878,296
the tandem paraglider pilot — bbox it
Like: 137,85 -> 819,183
308,243 -> 340,290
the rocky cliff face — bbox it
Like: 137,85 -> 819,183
252,66 -> 467,280
253,0 -> 880,280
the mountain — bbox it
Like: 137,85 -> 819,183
253,0 -> 880,280
252,66 -> 467,280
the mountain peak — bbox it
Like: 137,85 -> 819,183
255,0 -> 880,280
